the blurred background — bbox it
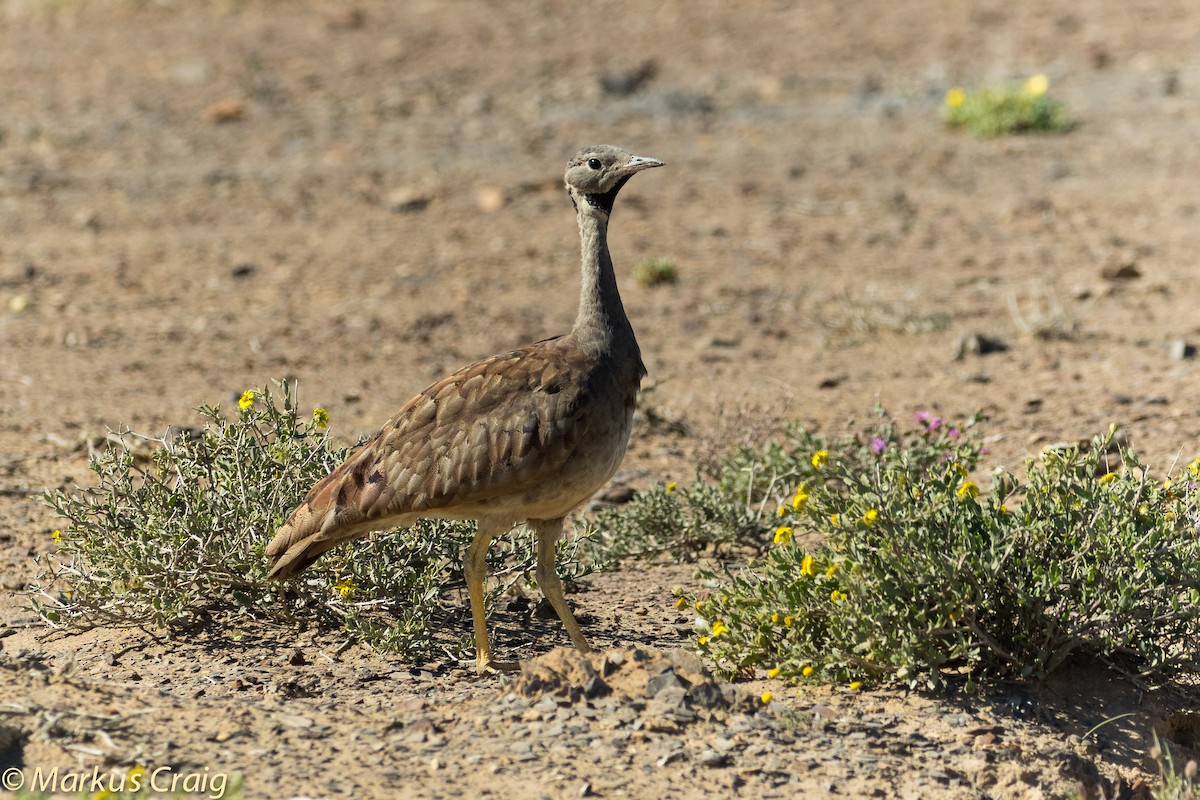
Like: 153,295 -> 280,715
2,0 -> 1199,482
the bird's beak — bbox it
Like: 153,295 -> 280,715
625,155 -> 664,173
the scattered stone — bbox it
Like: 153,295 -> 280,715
287,648 -> 307,666
172,60 -> 212,86
1169,339 -> 1196,360
387,187 -> 433,213
696,748 -> 731,768
646,668 -> 686,698
954,332 -> 1008,360
204,98 -> 246,124
596,485 -> 636,505
1101,262 -> 1141,281
475,186 -> 506,213
600,59 -> 657,95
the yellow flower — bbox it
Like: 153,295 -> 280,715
698,635 -> 709,646
830,590 -> 847,603
711,620 -> 729,637
998,504 -> 1009,515
849,681 -> 862,691
312,407 -> 330,430
51,529 -> 62,545
825,563 -> 839,578
1138,504 -> 1149,516
862,509 -> 879,527
956,480 -> 980,500
675,596 -> 688,610
665,481 -> 677,495
334,578 -> 356,597
811,450 -> 829,469
800,554 -> 816,577
776,505 -> 787,518
802,665 -> 814,678
945,87 -> 966,108
830,513 -> 839,526
1024,73 -> 1049,97
792,487 -> 809,510
760,691 -> 774,705
1098,472 -> 1116,485
768,667 -> 781,679
238,389 -> 256,410
783,615 -> 794,628
1188,457 -> 1200,477
771,612 -> 781,624
774,526 -> 794,545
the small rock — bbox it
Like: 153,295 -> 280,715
72,209 -> 100,231
646,669 -> 685,698
1101,262 -> 1141,281
973,731 -> 999,748
387,187 -> 432,213
275,713 -> 315,730
172,60 -> 212,86
954,332 -> 1008,360
696,748 -> 731,768
204,99 -> 246,124
600,60 -> 657,95
475,186 -> 506,213
287,648 -> 307,666
597,485 -> 636,505
1169,339 -> 1196,360
685,681 -> 727,710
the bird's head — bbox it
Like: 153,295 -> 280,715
564,144 -> 663,214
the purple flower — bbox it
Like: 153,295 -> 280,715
870,437 -> 887,454
948,427 -> 961,440
927,416 -> 944,432
915,411 -> 930,424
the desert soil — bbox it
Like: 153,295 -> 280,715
2,1 -> 1200,798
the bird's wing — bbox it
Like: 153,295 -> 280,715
265,338 -> 593,577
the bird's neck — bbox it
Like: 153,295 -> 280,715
571,206 -> 637,358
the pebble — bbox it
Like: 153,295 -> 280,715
696,748 -> 731,768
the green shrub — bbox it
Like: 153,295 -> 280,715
577,480 -> 764,567
632,257 -> 678,288
676,414 -> 1200,688
943,74 -> 1071,137
34,382 -> 592,660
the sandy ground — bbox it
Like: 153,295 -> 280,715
2,1 -> 1200,797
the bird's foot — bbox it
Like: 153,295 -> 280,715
475,657 -> 520,675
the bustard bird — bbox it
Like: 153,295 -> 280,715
265,145 -> 663,673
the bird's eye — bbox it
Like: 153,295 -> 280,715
587,158 -> 602,170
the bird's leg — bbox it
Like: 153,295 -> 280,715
533,518 -> 592,653
464,521 -> 498,673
